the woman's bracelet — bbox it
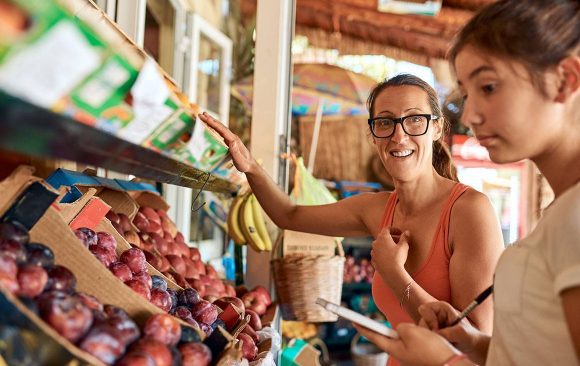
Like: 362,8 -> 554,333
399,281 -> 412,308
442,353 -> 468,366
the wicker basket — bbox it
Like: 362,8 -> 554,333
271,241 -> 345,322
351,333 -> 389,366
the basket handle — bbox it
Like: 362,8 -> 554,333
350,332 -> 362,351
308,337 -> 330,364
335,239 -> 345,257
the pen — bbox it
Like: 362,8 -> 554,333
448,285 -> 493,327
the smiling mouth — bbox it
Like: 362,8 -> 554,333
390,150 -> 414,158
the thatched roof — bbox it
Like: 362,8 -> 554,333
241,0 -> 495,63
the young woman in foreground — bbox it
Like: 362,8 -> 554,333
355,1 -> 580,365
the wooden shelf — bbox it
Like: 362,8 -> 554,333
0,92 -> 237,193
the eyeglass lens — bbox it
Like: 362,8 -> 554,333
372,115 -> 429,137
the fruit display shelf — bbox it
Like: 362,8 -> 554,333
0,91 -> 236,193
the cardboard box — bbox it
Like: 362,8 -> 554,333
281,339 -> 321,366
0,168 -> 107,366
0,166 -> 44,217
0,168 -> 196,335
116,179 -> 170,212
282,230 -> 339,257
0,0 -> 107,112
0,287 -> 106,366
47,168 -> 139,227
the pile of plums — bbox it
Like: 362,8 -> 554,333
0,221 -> 214,365
74,228 -> 173,312
343,255 -> 374,284
107,207 -> 236,300
169,287 -> 221,337
115,313 -> 212,366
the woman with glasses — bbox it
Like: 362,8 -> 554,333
200,73 -> 503,365
353,1 -> 580,365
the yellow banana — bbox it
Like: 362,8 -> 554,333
239,193 -> 266,252
250,195 -> 272,251
227,194 -> 246,245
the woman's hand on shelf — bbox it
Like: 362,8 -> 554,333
198,112 -> 257,174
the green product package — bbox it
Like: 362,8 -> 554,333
144,110 -> 196,151
0,0 -> 109,111
65,52 -> 140,132
183,119 -> 229,171
0,0 -> 143,136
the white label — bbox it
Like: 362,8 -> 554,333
118,59 -> 173,144
187,118 -> 211,161
0,21 -> 101,108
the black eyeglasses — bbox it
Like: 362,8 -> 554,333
368,114 -> 439,138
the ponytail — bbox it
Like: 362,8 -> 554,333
433,140 -> 458,182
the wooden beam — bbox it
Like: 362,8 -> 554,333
297,0 -> 468,38
296,6 -> 454,58
443,0 -> 496,11
240,0 -> 476,59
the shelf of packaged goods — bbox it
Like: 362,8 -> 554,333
0,92 -> 237,193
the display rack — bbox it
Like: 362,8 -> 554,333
0,91 -> 237,193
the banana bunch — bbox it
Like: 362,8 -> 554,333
227,192 -> 272,252
281,321 -> 318,339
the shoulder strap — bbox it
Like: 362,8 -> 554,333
379,191 -> 398,230
441,183 -> 470,257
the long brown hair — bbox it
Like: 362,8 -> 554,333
448,0 -> 580,96
367,74 -> 458,182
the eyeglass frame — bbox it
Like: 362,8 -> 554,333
367,114 -> 439,138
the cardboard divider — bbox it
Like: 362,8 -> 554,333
69,197 -> 110,230
261,303 -> 279,329
47,168 -> 140,231
0,287 -> 106,366
76,185 -> 139,226
58,190 -> 183,292
95,218 -> 182,292
129,190 -> 170,212
0,166 -> 46,218
57,187 -> 99,224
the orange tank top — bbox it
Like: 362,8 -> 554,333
371,183 -> 469,366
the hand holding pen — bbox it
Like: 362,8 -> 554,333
448,285 -> 493,326
417,286 -> 493,363
419,285 -> 493,331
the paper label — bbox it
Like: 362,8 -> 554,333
283,230 -> 337,257
117,59 -> 174,144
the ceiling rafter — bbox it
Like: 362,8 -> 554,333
240,0 -> 493,60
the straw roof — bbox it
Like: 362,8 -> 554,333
240,0 -> 495,63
